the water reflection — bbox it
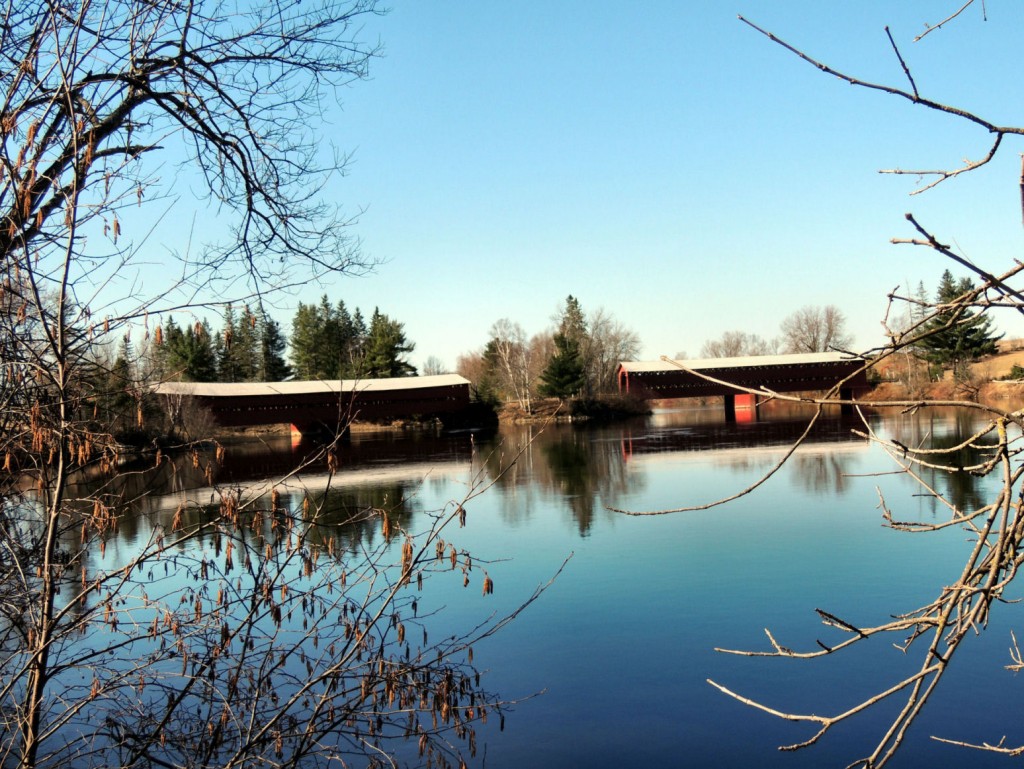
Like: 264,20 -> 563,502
884,408 -> 996,516
790,450 -> 854,495
73,406 -> 876,545
12,404 -> 1014,768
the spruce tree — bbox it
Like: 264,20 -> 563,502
918,270 -> 1001,379
159,316 -> 217,381
233,305 -> 260,381
348,308 -> 368,376
545,295 -> 592,397
363,308 -> 416,378
474,340 -> 503,406
217,304 -> 241,382
260,316 -> 292,381
290,302 -> 322,379
538,333 -> 586,400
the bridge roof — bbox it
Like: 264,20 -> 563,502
618,351 -> 864,374
153,374 -> 470,397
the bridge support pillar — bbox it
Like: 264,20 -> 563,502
736,393 -> 759,423
290,422 -> 350,441
840,387 -> 854,416
724,393 -> 759,422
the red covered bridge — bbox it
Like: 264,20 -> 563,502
617,352 -> 869,420
153,374 -> 472,434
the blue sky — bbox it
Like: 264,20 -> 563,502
140,1 -> 1024,370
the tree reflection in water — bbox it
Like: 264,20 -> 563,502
889,408 -> 989,517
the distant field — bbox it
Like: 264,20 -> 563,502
973,342 -> 1024,379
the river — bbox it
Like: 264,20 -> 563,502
61,403 -> 1024,767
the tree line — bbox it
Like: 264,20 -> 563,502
144,293 -> 643,409
456,295 -> 642,408
127,275 -> 996,417
146,296 -> 416,384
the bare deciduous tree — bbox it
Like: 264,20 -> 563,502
0,2 -> 548,768
586,308 -> 642,395
422,355 -> 448,376
489,318 -> 534,412
779,305 -> 852,353
699,330 -> 777,358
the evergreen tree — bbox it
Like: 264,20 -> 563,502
911,281 -> 929,327
546,295 -> 592,396
290,295 -> 354,379
475,339 -> 503,406
362,308 -> 416,378
316,295 -> 342,372
538,332 -> 586,399
260,316 -> 292,381
214,304 -> 260,382
290,299 -> 415,379
109,336 -> 137,426
918,270 -> 1001,379
290,301 -> 323,379
158,316 -> 217,381
347,307 -> 368,376
233,304 -> 261,381
159,315 -> 184,375
217,304 -> 241,382
558,295 -> 587,346
335,299 -> 358,377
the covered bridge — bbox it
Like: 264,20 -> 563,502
153,374 -> 472,434
617,352 -> 869,419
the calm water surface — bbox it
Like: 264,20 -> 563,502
111,404 -> 1024,768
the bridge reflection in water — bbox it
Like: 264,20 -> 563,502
618,403 -> 869,462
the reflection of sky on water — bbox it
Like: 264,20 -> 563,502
48,405 -> 1024,769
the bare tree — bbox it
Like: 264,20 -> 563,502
586,308 -> 641,394
0,2 -> 547,768
699,330 -> 777,358
489,318 -> 534,412
422,355 -> 448,375
779,305 -> 853,353
622,5 -> 1024,767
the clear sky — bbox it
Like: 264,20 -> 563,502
140,1 -> 1024,370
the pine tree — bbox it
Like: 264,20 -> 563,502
290,301 -> 322,379
109,336 -> 137,423
260,316 -> 292,381
159,315 -> 184,376
475,339 -> 503,406
538,333 -> 586,400
543,295 -> 591,397
158,316 -> 217,381
918,270 -> 1001,379
347,307 -> 368,376
559,295 -> 587,346
335,299 -> 358,378
217,304 -> 242,382
362,308 -> 416,378
232,304 -> 260,381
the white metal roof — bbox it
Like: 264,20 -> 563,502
618,352 -> 864,374
153,374 -> 470,397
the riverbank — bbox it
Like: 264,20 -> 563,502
862,379 -> 1024,410
497,395 -> 651,424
